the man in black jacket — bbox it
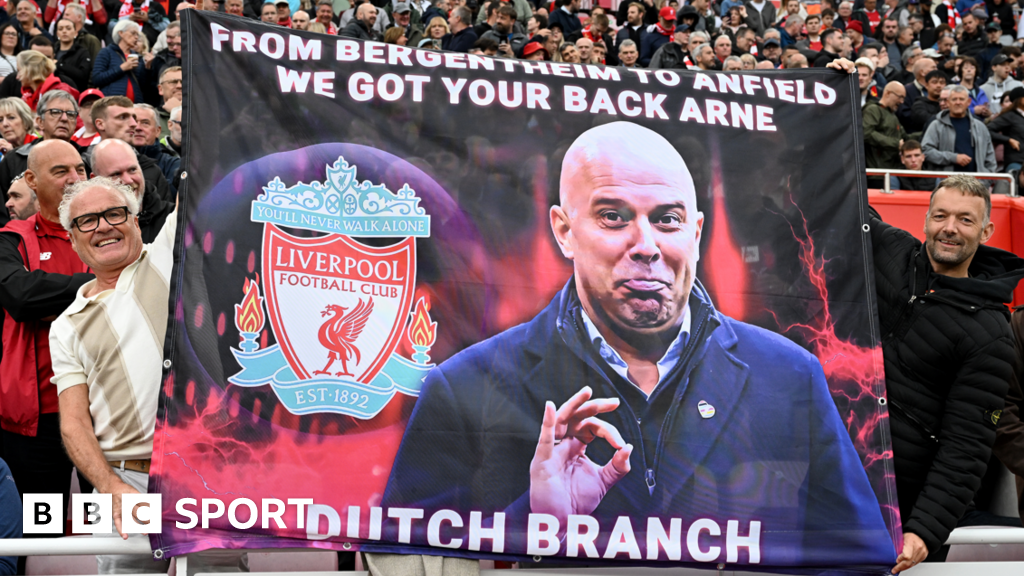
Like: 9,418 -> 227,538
339,2 -> 378,41
871,174 -> 1024,573
90,138 -> 173,243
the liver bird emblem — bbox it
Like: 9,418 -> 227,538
313,298 -> 374,378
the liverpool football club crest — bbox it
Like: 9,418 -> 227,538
228,156 -> 434,419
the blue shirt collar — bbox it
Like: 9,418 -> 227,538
580,303 -> 691,399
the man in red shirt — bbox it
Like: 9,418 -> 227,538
0,139 -> 91,524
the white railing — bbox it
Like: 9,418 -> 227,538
865,168 -> 1018,196
2,528 -> 1024,575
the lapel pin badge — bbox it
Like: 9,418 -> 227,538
698,400 -> 715,419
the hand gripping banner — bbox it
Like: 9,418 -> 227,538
151,11 -> 900,574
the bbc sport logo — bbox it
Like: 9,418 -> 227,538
22,493 -> 162,534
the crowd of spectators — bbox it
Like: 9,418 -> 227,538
0,1 -> 1021,575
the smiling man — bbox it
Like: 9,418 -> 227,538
91,139 -> 173,243
870,174 -> 1024,572
380,122 -> 893,566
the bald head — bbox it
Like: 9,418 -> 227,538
25,139 -> 86,221
913,57 -> 936,82
92,138 -> 145,197
552,122 -> 703,344
881,81 -> 906,110
558,122 -> 696,216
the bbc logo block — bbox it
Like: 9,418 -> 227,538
23,494 -> 63,534
23,493 -> 162,534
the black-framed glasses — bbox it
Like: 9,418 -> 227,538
72,206 -> 130,232
42,108 -> 79,119
168,119 -> 182,126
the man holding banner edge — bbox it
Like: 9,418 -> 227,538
380,121 -> 893,567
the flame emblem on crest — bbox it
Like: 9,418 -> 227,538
408,297 -> 436,364
235,276 -> 265,352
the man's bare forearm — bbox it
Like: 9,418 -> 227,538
59,391 -> 125,494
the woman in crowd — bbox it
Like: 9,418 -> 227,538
0,24 -> 19,80
721,7 -> 745,41
425,16 -> 448,47
383,26 -> 407,46
957,56 -> 990,119
91,20 -> 147,103
987,86 -> 1024,174
18,51 -> 77,111
54,19 -> 90,95
0,97 -> 33,155
307,22 -> 327,34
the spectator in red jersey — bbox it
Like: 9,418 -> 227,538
0,139 -> 91,533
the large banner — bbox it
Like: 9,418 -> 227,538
151,10 -> 900,572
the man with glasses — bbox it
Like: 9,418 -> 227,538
0,140 -> 91,535
150,23 -> 181,111
160,105 -> 182,158
0,90 -> 80,201
50,177 -> 248,574
155,66 -> 182,137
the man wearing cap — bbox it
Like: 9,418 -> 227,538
813,27 -> 845,67
639,6 -> 676,67
958,12 -> 986,58
614,2 -> 647,49
845,20 -> 865,54
548,0 -> 582,38
443,5 -> 476,52
274,0 -> 293,26
72,89 -> 103,148
648,23 -> 691,69
981,54 -> 1023,106
761,36 -> 782,67
977,22 -> 1004,81
742,0 -> 776,38
676,5 -> 703,34
393,2 -> 425,48
520,41 -> 547,61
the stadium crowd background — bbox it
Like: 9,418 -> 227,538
0,0 -> 1021,574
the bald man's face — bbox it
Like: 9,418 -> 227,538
551,134 -> 703,337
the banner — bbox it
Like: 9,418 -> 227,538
151,11 -> 900,572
